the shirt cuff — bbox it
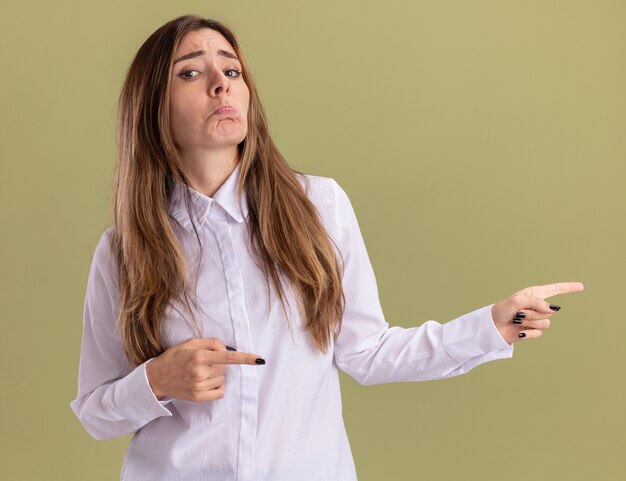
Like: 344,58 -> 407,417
442,303 -> 514,362
112,359 -> 174,425
145,358 -> 175,406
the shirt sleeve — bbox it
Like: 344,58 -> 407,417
329,179 -> 514,386
69,229 -> 174,440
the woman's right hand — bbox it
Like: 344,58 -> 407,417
145,337 -> 265,402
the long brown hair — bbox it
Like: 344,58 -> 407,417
110,14 -> 345,366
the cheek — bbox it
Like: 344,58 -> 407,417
168,95 -> 191,145
170,93 -> 187,120
169,91 -> 197,133
240,90 -> 250,119
168,105 -> 180,138
237,82 -> 250,104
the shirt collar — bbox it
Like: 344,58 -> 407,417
168,162 -> 249,232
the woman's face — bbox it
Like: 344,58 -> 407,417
169,28 -> 250,157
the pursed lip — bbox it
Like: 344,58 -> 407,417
210,105 -> 238,116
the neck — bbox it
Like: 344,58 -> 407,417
179,146 -> 240,198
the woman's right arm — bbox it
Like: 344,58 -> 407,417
69,230 -> 174,441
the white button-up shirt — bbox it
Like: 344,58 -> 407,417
70,162 -> 514,481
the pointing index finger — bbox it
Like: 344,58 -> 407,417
522,281 -> 585,300
205,350 -> 266,365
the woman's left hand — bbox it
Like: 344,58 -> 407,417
491,282 -> 585,344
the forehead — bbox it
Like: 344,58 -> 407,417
175,28 -> 233,54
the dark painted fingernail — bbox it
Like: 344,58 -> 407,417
226,345 -> 237,351
513,319 -> 523,324
515,312 -> 526,318
255,358 -> 266,364
519,332 -> 526,338
550,304 -> 561,311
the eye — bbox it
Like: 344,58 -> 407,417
179,69 -> 199,80
225,68 -> 242,78
178,68 -> 242,80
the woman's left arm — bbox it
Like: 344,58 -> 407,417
328,178 -> 584,385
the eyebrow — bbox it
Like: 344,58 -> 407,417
173,49 -> 240,65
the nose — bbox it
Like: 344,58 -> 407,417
208,68 -> 230,97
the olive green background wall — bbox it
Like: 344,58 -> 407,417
1,1 -> 623,480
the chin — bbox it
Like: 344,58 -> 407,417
209,133 -> 247,149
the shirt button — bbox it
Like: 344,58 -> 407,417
212,202 -> 220,209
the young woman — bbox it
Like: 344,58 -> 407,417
69,14 -> 585,481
